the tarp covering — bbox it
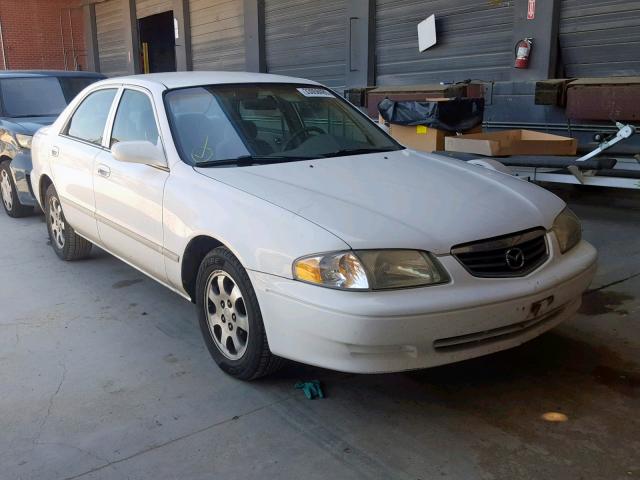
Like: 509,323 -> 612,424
378,98 -> 484,132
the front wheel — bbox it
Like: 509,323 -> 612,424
196,246 -> 283,380
0,161 -> 33,218
45,184 -> 93,261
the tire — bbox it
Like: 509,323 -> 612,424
196,246 -> 284,380
0,161 -> 33,218
45,184 -> 93,261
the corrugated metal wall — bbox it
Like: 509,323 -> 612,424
189,0 -> 246,71
96,0 -> 129,76
136,0 -> 173,19
375,0 -> 514,85
559,0 -> 640,77
264,0 -> 347,92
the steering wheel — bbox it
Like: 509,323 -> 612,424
282,126 -> 325,151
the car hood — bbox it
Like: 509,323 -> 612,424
1,116 -> 57,135
194,150 -> 565,254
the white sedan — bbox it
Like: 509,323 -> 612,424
31,72 -> 597,380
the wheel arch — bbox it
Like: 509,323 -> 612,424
0,155 -> 12,175
181,235 -> 225,302
38,174 -> 53,208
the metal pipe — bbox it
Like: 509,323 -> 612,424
68,8 -> 77,70
0,16 -> 8,69
59,10 -> 67,70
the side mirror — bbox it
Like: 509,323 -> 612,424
111,140 -> 166,167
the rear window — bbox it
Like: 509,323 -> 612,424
59,76 -> 103,103
0,75 -> 103,118
0,77 -> 68,117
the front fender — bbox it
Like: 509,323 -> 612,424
9,151 -> 36,206
162,162 -> 350,294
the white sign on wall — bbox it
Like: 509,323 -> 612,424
417,14 -> 437,52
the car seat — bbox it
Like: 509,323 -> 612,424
239,120 -> 274,155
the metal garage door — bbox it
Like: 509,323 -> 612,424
188,0 -> 246,71
264,0 -> 347,92
136,0 -> 173,18
559,0 -> 640,77
375,0 -> 514,85
95,0 -> 129,76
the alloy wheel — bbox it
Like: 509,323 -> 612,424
205,270 -> 249,360
1,169 -> 13,211
48,196 -> 66,249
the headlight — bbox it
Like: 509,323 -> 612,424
293,251 -> 369,290
552,207 -> 582,253
15,134 -> 33,150
293,250 -> 449,290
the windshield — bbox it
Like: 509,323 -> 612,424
165,84 -> 401,166
0,77 -> 68,117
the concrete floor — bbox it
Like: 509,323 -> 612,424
1,185 -> 638,480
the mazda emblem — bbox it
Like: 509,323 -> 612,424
505,247 -> 525,270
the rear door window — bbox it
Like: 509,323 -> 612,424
65,89 -> 117,145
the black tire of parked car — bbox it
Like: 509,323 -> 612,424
0,161 -> 33,218
196,246 -> 285,380
45,184 -> 93,261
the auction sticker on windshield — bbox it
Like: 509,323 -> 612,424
297,87 -> 335,98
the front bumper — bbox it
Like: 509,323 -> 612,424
249,237 -> 597,373
9,151 -> 36,206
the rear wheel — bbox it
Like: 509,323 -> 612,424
196,246 -> 284,380
0,161 -> 33,218
45,184 -> 93,261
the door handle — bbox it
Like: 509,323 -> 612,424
97,164 -> 111,178
51,146 -> 59,157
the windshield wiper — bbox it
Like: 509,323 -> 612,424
194,154 -> 318,168
319,147 -> 400,158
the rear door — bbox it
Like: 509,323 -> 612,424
52,87 -> 118,242
93,87 -> 169,282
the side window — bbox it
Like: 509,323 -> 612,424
66,89 -> 117,145
110,89 -> 160,146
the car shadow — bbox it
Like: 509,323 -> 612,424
266,328 -> 638,402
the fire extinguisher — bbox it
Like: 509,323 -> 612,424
514,38 -> 533,69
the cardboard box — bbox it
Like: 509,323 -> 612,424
390,123 -> 452,152
444,129 -> 577,156
378,112 -> 482,153
378,115 -> 449,151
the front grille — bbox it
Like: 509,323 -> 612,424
451,228 -> 548,278
433,304 -> 565,352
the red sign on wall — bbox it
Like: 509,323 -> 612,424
527,0 -> 536,19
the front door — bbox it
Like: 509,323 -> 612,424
93,88 -> 169,282
51,88 -> 118,242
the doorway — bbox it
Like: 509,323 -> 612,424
138,11 -> 176,73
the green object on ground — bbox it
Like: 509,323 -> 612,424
295,380 -> 324,400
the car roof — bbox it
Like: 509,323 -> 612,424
0,70 -> 106,79
98,71 -> 323,89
